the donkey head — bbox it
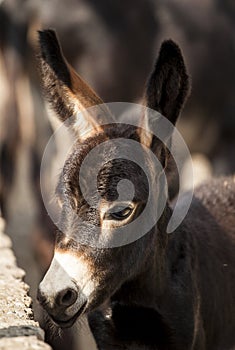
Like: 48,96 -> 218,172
37,30 -> 189,328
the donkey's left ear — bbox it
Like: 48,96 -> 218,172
139,40 -> 190,147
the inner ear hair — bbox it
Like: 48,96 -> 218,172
38,29 -> 103,119
38,29 -> 115,139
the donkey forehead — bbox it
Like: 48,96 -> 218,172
59,124 -> 147,183
58,162 -> 149,208
66,123 -> 140,165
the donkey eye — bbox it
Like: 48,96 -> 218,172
106,206 -> 133,221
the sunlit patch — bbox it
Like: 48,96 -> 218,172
72,109 -> 103,140
53,251 -> 98,297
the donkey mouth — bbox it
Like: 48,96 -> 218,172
51,301 -> 87,328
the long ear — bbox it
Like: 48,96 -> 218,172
139,40 -> 190,148
38,29 -> 112,139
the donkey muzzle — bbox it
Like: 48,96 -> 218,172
37,254 -> 88,327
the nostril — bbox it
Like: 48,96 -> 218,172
62,289 -> 73,304
56,288 -> 78,307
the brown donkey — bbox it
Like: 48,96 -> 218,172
37,30 -> 235,350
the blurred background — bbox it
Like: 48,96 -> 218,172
0,0 -> 235,349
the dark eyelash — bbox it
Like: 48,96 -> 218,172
105,206 -> 132,220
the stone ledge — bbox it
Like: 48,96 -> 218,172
0,336 -> 51,350
0,218 -> 51,349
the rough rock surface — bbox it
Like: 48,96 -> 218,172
0,218 -> 51,349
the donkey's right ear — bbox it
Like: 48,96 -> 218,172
145,40 -> 190,125
38,29 -> 112,139
139,40 -> 190,148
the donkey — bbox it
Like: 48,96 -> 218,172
37,30 -> 235,350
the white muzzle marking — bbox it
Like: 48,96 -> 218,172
39,251 -> 97,317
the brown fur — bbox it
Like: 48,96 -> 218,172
37,30 -> 235,350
